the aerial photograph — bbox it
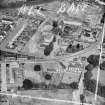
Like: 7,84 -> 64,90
0,0 -> 105,105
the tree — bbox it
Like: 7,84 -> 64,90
69,82 -> 78,89
52,20 -> 58,28
85,64 -> 94,71
44,42 -> 53,56
87,55 -> 100,67
44,74 -> 52,80
100,61 -> 105,70
34,65 -> 41,71
23,79 -> 33,90
66,44 -> 73,53
84,71 -> 93,79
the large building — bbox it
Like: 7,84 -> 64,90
0,62 -> 24,92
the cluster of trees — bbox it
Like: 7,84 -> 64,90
84,55 -> 100,79
86,54 -> 105,71
84,54 -> 105,98
83,55 -> 99,94
84,65 -> 96,93
22,79 -> 79,90
84,55 -> 99,85
22,73 -> 52,90
22,80 -> 47,89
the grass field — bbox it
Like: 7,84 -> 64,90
20,89 -> 73,101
